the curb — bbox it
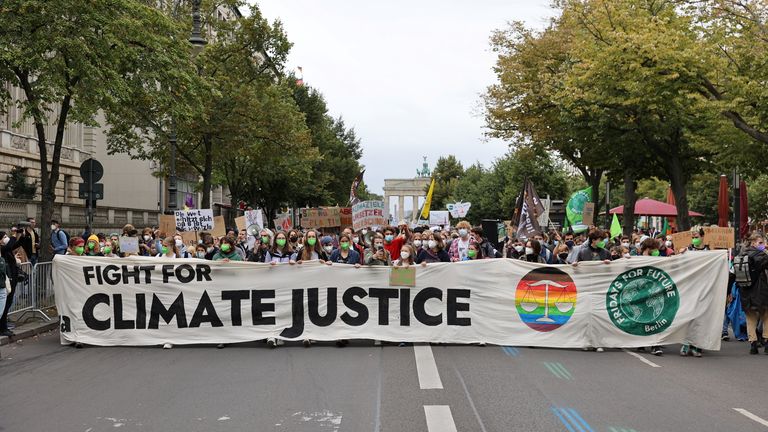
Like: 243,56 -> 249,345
0,319 -> 60,346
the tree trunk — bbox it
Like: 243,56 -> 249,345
201,136 -> 213,209
667,155 -> 691,231
589,169 -> 602,228
622,170 -> 637,237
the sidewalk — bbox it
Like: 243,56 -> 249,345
1,313 -> 60,346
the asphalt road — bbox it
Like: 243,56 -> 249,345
1,331 -> 767,432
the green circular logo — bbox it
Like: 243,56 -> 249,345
606,266 -> 679,336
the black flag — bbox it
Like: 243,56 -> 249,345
349,169 -> 365,206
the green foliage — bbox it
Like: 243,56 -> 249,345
6,167 -> 36,200
429,155 -> 464,210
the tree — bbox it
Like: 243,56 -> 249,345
429,155 -> 464,209
0,0 -> 196,260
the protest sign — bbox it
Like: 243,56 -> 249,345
235,216 -> 247,232
429,211 -> 450,227
447,202 -> 471,218
244,209 -> 263,229
174,209 -> 214,232
582,202 -> 595,226
119,236 -> 139,254
210,216 -> 226,237
671,231 -> 692,250
54,251 -> 728,349
390,267 -> 416,287
340,207 -> 353,227
300,207 -> 341,228
703,226 -> 735,249
180,231 -> 198,246
274,214 -> 292,232
352,201 -> 386,231
159,215 -> 176,236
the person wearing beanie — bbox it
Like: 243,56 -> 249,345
85,235 -> 103,256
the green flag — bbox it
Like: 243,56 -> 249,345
610,213 -> 622,239
661,218 -> 670,236
564,186 -> 592,233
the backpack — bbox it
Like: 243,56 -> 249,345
60,229 -> 70,245
734,253 -> 751,288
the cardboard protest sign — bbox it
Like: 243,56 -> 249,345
582,202 -> 595,226
429,211 -> 450,227
174,209 -> 214,232
119,236 -> 139,254
703,226 -> 735,249
210,215 -> 226,237
235,216 -> 247,232
671,231 -> 692,250
274,214 -> 292,231
352,201 -> 386,231
340,207 -> 353,227
300,207 -> 341,228
180,231 -> 198,246
159,215 -> 176,236
389,267 -> 416,287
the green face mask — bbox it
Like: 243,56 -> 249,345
276,238 -> 286,247
162,246 -> 168,254
221,244 -> 231,253
691,237 -> 702,247
88,241 -> 96,250
307,237 -> 317,246
340,242 -> 350,250
261,236 -> 269,244
467,249 -> 477,258
650,249 -> 660,256
75,246 -> 84,255
596,239 -> 606,249
103,246 -> 112,255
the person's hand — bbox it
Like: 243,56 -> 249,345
222,258 -> 230,263
354,263 -> 361,268
325,261 -> 332,266
270,261 -> 277,266
603,259 -> 611,264
678,248 -> 687,254
289,260 -> 296,265
296,260 -> 303,265
404,263 -> 410,269
421,262 -> 427,267
572,262 -> 579,267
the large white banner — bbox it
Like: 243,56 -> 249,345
53,252 -> 729,349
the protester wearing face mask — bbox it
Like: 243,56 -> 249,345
574,229 -> 611,264
247,229 -> 272,263
287,230 -> 301,249
195,245 -> 207,260
393,244 -> 417,267
552,241 -> 571,264
412,231 -> 424,252
416,232 -> 450,264
174,235 -> 193,258
533,233 -> 554,263
365,233 -> 392,266
506,238 -> 525,260
213,237 -> 242,262
520,240 -> 546,263
155,237 -> 179,258
139,228 -> 154,256
295,229 -> 329,263
462,243 -> 483,261
101,240 -> 117,257
449,221 -> 475,262
341,227 -> 365,265
84,235 -> 103,257
235,230 -> 249,260
320,235 -> 336,257
382,226 -> 407,259
328,233 -> 361,267
265,232 -> 297,264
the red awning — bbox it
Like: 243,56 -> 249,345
609,198 -> 703,217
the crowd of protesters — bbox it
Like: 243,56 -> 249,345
2,217 -> 764,357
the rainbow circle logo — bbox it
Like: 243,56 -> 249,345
515,267 -> 577,332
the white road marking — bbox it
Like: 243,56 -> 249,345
414,344 -> 443,389
424,405 -> 458,432
734,408 -> 768,428
622,349 -> 661,368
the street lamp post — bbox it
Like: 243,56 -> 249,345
167,0 -> 207,213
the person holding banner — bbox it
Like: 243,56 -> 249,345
341,227 -> 365,264
393,244 -> 417,266
329,233 -> 361,266
742,233 -> 768,355
85,235 -> 103,257
365,234 -> 392,266
449,221 -> 475,262
520,240 -> 546,263
296,229 -> 329,263
679,228 -> 708,357
287,229 -> 301,251
155,237 -> 179,259
213,237 -> 243,262
462,243 -> 483,261
574,229 -> 611,264
415,232 -> 450,264
265,232 -> 297,264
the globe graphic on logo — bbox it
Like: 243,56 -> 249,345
515,267 -> 577,332
618,279 -> 665,324
567,191 -> 589,215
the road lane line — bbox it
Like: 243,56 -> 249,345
424,405 -> 457,432
551,407 -> 580,432
622,349 -> 661,368
566,408 -> 595,432
734,408 -> 768,427
414,344 -> 443,389
554,362 -> 572,380
454,367 -> 489,432
502,346 -> 520,357
544,362 -> 565,379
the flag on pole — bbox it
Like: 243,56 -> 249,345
420,179 -> 436,220
610,213 -> 622,239
296,66 -> 304,86
348,169 -> 365,206
516,186 -> 543,240
564,186 -> 592,234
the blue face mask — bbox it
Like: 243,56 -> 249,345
565,240 -> 574,248
758,244 -> 766,252
385,235 -> 394,242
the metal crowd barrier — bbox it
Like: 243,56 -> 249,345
8,261 -> 54,322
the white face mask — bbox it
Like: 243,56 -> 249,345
621,242 -> 630,248
635,243 -> 641,249
50,225 -> 57,231
324,245 -> 333,253
459,229 -> 468,238
361,229 -> 368,235
144,235 -> 151,241
514,245 -> 524,253
2,236 -> 9,245
413,240 -> 422,248
196,252 -> 205,259
99,242 -> 105,248
175,239 -> 183,248
428,240 -> 438,249
525,247 -> 534,255
206,247 -> 214,253
665,241 -> 672,247
352,236 -> 359,244
400,251 -> 410,260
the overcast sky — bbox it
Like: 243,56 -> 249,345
252,0 -> 555,210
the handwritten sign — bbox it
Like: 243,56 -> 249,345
174,209 -> 214,232
180,230 -> 198,246
119,236 -> 139,254
582,202 -> 595,226
274,214 -> 292,231
301,207 -> 341,228
389,267 -> 416,287
352,201 -> 386,232
703,226 -> 735,249
447,202 -> 471,218
429,211 -> 450,227
340,207 -> 353,227
159,215 -> 176,236
671,231 -> 692,250
245,209 -> 263,230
